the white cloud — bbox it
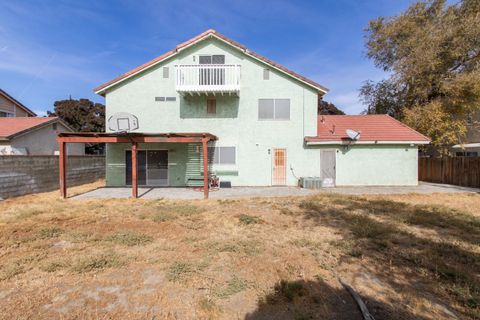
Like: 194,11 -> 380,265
328,91 -> 364,115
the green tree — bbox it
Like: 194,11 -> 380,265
318,97 -> 345,115
48,98 -> 105,154
360,0 -> 480,153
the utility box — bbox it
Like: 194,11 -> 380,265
299,177 -> 323,189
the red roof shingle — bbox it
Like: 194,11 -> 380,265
0,117 -> 57,139
94,29 -> 328,94
305,115 -> 430,143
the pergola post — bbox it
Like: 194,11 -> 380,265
131,142 -> 138,198
202,138 -> 209,199
59,140 -> 67,198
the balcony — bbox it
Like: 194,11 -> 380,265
175,64 -> 241,95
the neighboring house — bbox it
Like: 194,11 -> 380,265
0,88 -> 37,117
0,117 -> 84,155
451,111 -> 480,157
94,29 -> 429,187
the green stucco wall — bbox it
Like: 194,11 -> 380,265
313,144 -> 419,186
104,37 -> 321,187
103,37 -> 420,187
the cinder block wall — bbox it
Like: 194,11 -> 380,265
0,156 -> 105,199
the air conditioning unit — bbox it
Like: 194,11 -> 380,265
299,177 -> 322,189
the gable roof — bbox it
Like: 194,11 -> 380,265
94,29 -> 329,95
0,117 -> 67,140
305,115 -> 430,144
0,89 -> 37,117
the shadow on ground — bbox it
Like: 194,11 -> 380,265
245,277 -> 430,320
294,194 -> 480,319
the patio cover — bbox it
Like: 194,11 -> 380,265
57,132 -> 218,199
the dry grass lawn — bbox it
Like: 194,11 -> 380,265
0,181 -> 479,319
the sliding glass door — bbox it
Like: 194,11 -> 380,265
125,150 -> 168,186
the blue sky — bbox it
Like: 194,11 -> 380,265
0,0 -> 416,116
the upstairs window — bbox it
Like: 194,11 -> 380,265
209,146 -> 236,165
0,110 -> 14,117
258,99 -> 290,120
199,55 -> 225,64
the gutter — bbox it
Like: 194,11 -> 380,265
305,140 -> 430,146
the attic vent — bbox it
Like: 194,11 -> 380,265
163,67 -> 169,78
155,97 -> 176,102
263,69 -> 270,80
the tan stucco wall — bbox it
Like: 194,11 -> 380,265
10,122 -> 84,155
0,94 -> 30,117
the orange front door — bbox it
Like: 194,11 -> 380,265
272,148 -> 287,185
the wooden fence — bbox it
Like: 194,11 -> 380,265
418,157 -> 480,188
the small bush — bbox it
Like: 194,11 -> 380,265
346,215 -> 394,240
215,276 -> 248,298
166,261 -> 195,282
37,227 -> 62,239
105,231 -> 153,246
72,252 -> 125,273
275,280 -> 305,302
40,260 -> 68,273
0,263 -> 24,281
198,297 -> 217,312
238,214 -> 262,225
152,204 -> 204,222
152,211 -> 176,222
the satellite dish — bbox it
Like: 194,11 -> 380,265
108,112 -> 139,132
346,129 -> 361,140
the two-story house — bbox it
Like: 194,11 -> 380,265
92,29 -> 429,190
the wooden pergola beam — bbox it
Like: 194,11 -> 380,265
202,137 -> 209,199
59,141 -> 67,198
57,136 -> 206,144
131,142 -> 138,198
56,132 -> 217,200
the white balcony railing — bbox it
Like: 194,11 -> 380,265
175,64 -> 241,94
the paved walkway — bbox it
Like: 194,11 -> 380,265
71,182 -> 479,200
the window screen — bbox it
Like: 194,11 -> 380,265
163,67 -> 169,78
209,147 -> 236,165
166,97 -> 176,102
258,99 -> 274,120
155,97 -> 166,102
199,55 -> 225,64
258,99 -> 290,120
263,69 -> 270,80
275,99 -> 290,119
212,55 -> 225,64
199,55 -> 212,64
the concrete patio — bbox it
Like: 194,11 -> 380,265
71,182 -> 480,200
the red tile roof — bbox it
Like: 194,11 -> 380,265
0,88 -> 37,117
0,117 -> 58,139
94,29 -> 328,94
305,115 -> 430,143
